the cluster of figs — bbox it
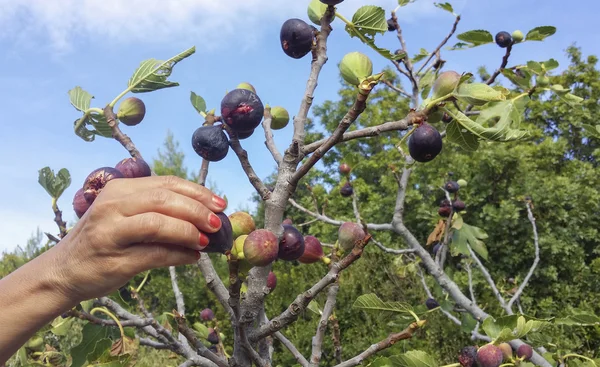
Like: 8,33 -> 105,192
431,176 -> 467,256
458,342 -> 533,367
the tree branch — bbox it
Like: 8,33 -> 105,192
274,332 -> 309,367
140,338 -> 171,350
309,282 -> 339,366
263,108 -> 282,165
228,135 -> 271,201
196,254 -> 235,321
415,15 -> 461,75
508,201 -> 540,309
485,43 -> 513,85
197,159 -> 210,186
51,200 -> 68,239
175,312 -> 228,367
371,238 -> 415,255
465,262 -> 476,304
169,266 -> 190,347
467,245 -> 511,314
390,11 -> 419,107
103,105 -> 143,159
330,315 -> 342,364
382,80 -> 411,98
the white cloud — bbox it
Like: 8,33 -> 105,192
0,0 -> 454,52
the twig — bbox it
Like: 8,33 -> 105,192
274,332 -> 309,367
169,266 -> 190,346
302,112 -> 424,155
174,312 -> 228,367
351,186 -> 361,224
332,321 -> 423,367
140,338 -> 171,350
228,135 -> 271,201
390,10 -> 419,107
467,245 -> 511,314
103,105 -> 143,159
263,109 -> 282,165
250,234 -> 372,342
485,43 -> 513,85
51,200 -> 68,239
330,315 -> 342,363
382,80 -> 411,98
197,159 -> 210,186
371,238 -> 415,255
465,262 -> 476,304
196,254 -> 235,321
508,201 -> 540,309
416,15 -> 461,75
309,282 -> 339,366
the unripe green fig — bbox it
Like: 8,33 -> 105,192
232,235 -> 248,260
536,75 -> 550,87
512,30 -> 524,43
498,343 -> 512,361
431,71 -> 461,100
270,106 -> 290,130
339,52 -> 373,87
26,336 -> 44,351
457,179 -> 468,187
236,82 -> 256,94
229,211 -> 256,239
307,0 -> 327,25
117,97 -> 146,126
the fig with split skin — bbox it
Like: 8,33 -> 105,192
243,229 -> 279,267
408,123 -> 443,163
477,344 -> 504,367
115,157 -> 152,178
203,212 -> 233,254
83,167 -> 124,204
280,18 -> 315,59
299,235 -> 330,264
221,89 -> 265,132
229,211 -> 256,239
192,125 -> 230,162
73,188 -> 91,218
338,222 -> 365,251
278,225 -> 305,261
117,97 -> 146,126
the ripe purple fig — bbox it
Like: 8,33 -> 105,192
425,298 -> 439,310
339,163 -> 351,175
83,167 -> 124,204
459,346 -> 478,367
453,200 -> 466,211
320,0 -> 343,4
117,97 -> 146,126
278,225 -> 305,261
387,18 -> 396,32
115,157 -> 151,178
243,229 -> 279,267
477,344 -> 504,367
270,106 -> 290,130
338,222 -> 365,251
200,308 -> 215,321
267,271 -> 277,291
229,211 -> 256,239
221,89 -> 264,132
73,188 -> 91,218
516,344 -> 533,361
498,343 -> 512,361
299,235 -> 330,264
192,125 -> 230,162
408,123 -> 443,163
432,243 -> 441,255
203,212 -> 233,254
431,70 -> 461,100
438,206 -> 452,218
445,180 -> 460,193
442,112 -> 453,123
236,129 -> 255,140
495,31 -> 512,48
280,18 -> 315,59
207,328 -> 219,344
282,218 -> 293,225
340,182 -> 353,197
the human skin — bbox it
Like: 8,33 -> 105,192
0,175 -> 227,364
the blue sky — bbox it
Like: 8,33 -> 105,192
0,0 -> 598,253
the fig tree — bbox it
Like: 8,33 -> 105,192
73,188 -> 91,218
200,308 -> 215,321
477,344 -> 503,367
338,222 -> 365,251
270,106 -> 290,130
498,343 -> 512,361
278,225 -> 305,261
458,346 -> 478,367
408,123 -> 443,163
221,89 -> 264,132
83,167 -> 124,204
280,18 -> 315,59
339,163 -> 351,175
203,212 -> 233,254
495,31 -> 513,48
512,30 -> 524,43
229,211 -> 256,239
236,82 -> 256,94
425,298 -> 439,310
117,97 -> 146,126
445,180 -> 460,193
299,235 -> 330,264
191,125 -> 230,162
340,182 -> 353,197
516,344 -> 533,361
115,157 -> 152,178
267,271 -> 277,291
243,229 -> 279,266
431,70 -> 461,99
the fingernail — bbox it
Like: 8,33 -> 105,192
198,233 -> 210,250
212,195 -> 227,209
209,213 -> 222,229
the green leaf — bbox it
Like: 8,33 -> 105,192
307,300 -> 322,315
38,167 -> 71,199
542,58 -> 559,71
451,222 -> 488,260
526,61 -> 543,75
86,338 -> 113,363
128,46 -> 196,93
71,323 -> 119,367
51,316 -> 75,336
68,86 -> 93,112
412,48 -> 430,63
450,30 -> 493,49
388,350 -> 438,367
446,120 -> 480,152
398,0 -> 416,6
448,109 -> 530,143
353,293 -> 414,315
461,313 -> 478,334
190,92 -> 207,115
193,321 -> 209,339
345,7 -> 405,61
501,68 -> 532,89
89,111 -> 113,138
434,2 -> 454,14
454,83 -> 505,105
555,312 -> 600,326
370,357 -> 393,367
525,26 -> 556,41
482,315 -> 550,342
419,70 -> 435,99
582,124 -> 600,138
307,0 -> 327,25
74,117 -> 96,142
559,93 -> 584,106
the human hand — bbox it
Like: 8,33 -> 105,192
46,175 -> 227,302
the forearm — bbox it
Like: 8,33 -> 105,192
0,246 -> 79,364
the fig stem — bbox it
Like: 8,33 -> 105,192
90,307 -> 124,340
109,88 -> 134,109
135,270 -> 151,293
88,107 -> 104,114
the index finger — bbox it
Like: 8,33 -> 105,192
103,175 -> 227,212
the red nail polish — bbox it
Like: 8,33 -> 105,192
199,233 -> 210,249
209,213 -> 222,229
212,195 -> 227,209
